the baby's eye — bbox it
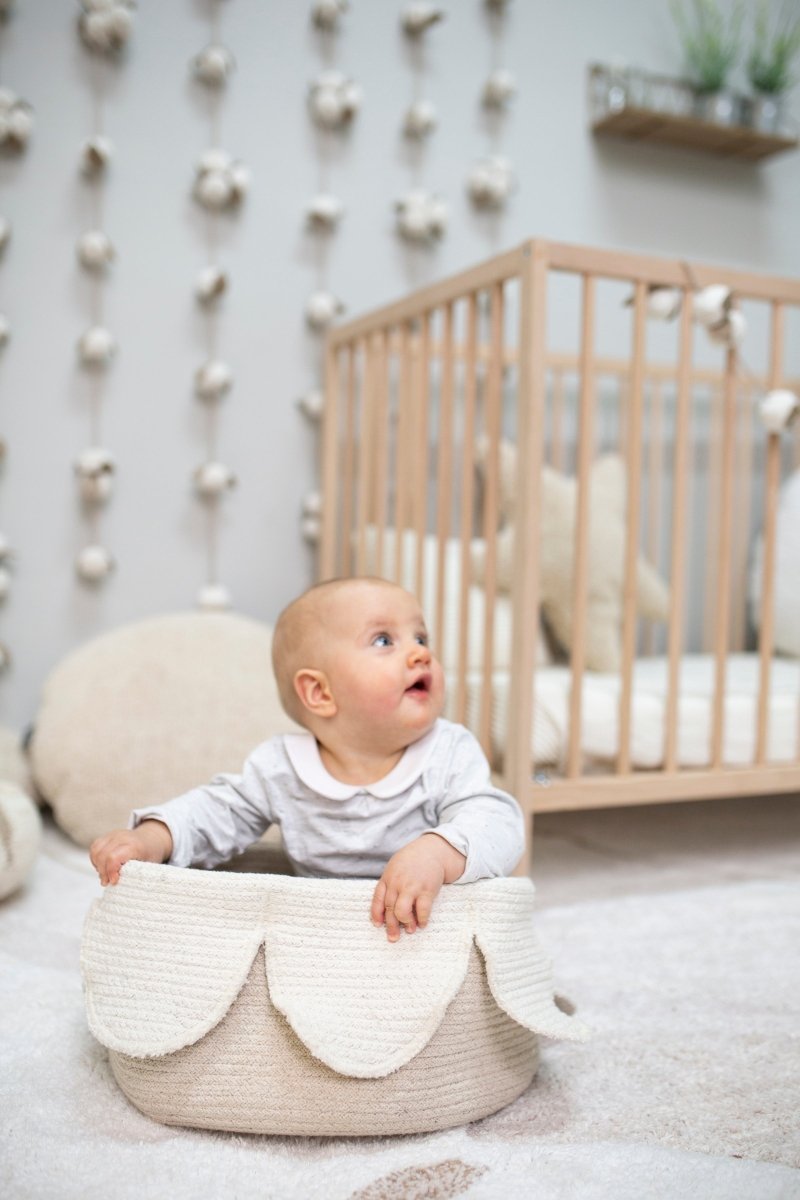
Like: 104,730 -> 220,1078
415,633 -> 428,646
372,632 -> 393,648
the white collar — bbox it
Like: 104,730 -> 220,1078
283,721 -> 441,800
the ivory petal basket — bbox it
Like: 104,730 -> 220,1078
81,863 -> 587,1136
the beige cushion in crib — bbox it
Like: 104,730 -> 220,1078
471,442 -> 670,674
29,612 -> 298,848
749,466 -> 800,658
82,864 -> 588,1136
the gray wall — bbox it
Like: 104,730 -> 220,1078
1,0 -> 798,730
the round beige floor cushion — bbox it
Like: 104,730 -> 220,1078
30,612 -> 297,848
0,784 -> 42,901
82,866 -> 588,1136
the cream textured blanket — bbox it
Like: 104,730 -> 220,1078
81,864 -> 587,1077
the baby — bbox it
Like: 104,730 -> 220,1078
90,577 -> 525,941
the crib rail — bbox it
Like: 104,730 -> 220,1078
322,239 -> 800,866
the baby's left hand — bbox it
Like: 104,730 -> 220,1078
371,834 -> 466,942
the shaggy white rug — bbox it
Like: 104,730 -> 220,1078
1,814 -> 798,1200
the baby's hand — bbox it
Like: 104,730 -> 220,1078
89,820 -> 173,886
371,834 -> 466,942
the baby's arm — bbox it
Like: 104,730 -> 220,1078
90,819 -> 173,886
370,833 -> 466,942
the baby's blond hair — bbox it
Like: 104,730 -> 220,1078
272,577 -> 402,725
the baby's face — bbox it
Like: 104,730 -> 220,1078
317,581 -> 445,748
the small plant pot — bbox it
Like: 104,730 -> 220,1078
693,89 -> 740,125
742,93 -> 785,135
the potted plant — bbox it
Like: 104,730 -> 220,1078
745,0 -> 800,133
671,0 -> 743,124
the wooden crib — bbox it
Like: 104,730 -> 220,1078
319,239 -> 800,869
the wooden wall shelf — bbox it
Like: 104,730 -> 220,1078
593,106 -> 798,162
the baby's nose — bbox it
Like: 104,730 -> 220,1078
409,641 -> 431,664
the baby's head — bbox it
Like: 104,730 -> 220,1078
272,577 -> 444,753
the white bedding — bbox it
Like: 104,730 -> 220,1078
452,653 -> 800,771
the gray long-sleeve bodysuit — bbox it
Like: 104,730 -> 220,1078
130,718 -> 525,883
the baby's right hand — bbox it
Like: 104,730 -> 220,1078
89,820 -> 173,886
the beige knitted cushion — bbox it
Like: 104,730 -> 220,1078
30,612 -> 298,847
0,783 -> 42,901
81,865 -> 588,1137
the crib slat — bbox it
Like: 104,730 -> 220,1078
664,293 -> 693,772
394,323 -> 412,584
339,343 -> 358,576
508,240 -> 548,810
703,385 -> 723,651
373,330 -> 390,580
756,302 -> 785,764
710,346 -> 738,768
435,302 -> 455,657
355,338 -> 371,576
479,283 -> 504,754
550,368 -> 566,471
320,342 -> 340,580
732,383 -> 754,651
456,294 -> 479,725
413,315 -> 431,602
617,283 -> 647,775
643,379 -> 663,657
566,274 -> 596,779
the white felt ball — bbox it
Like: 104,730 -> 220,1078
310,85 -> 343,128
229,162 -> 251,198
757,389 -> 800,434
195,360 -> 233,401
76,229 -> 115,269
482,68 -> 517,108
303,490 -> 323,517
467,157 -> 514,208
1,100 -> 33,149
312,0 -> 348,31
692,284 -> 731,327
194,461 -> 237,497
0,565 -> 10,600
192,43 -> 235,86
306,290 -> 344,330
196,169 -> 231,210
76,544 -> 114,583
404,99 -> 437,138
707,308 -> 746,347
307,193 -> 344,229
75,446 -> 115,503
0,314 -> 10,346
647,286 -> 682,320
301,514 -> 322,543
297,389 -> 325,420
196,582 -> 232,612
78,326 -> 116,366
401,3 -> 445,35
80,135 -> 114,175
195,265 -> 228,302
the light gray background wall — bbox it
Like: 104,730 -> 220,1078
0,0 -> 798,731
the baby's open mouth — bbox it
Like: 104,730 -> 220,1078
406,675 -> 431,694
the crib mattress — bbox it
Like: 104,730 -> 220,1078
455,653 -> 800,770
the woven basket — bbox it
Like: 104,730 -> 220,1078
81,863 -> 587,1136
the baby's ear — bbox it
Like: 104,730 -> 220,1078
293,669 -> 337,719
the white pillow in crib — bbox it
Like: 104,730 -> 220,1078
359,526 -> 550,672
749,467 -> 800,657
